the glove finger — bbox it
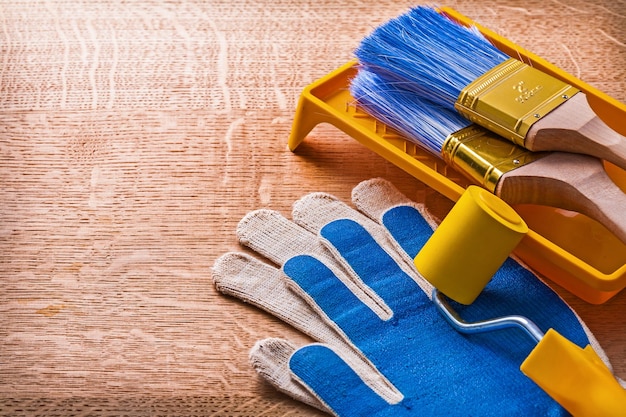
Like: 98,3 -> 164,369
237,209 -> 324,266
250,338 -> 410,412
292,192 -> 378,235
352,178 -> 426,223
213,252 -> 322,331
214,252 -> 361,351
352,178 -> 436,259
292,192 -> 433,296
290,344 -> 395,416
250,338 -> 329,412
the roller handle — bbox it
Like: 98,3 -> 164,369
521,329 -> 626,417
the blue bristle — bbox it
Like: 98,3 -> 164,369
355,6 -> 509,108
350,68 -> 471,154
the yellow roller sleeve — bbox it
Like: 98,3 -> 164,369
414,186 -> 528,305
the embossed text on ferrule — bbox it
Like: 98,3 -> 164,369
513,81 -> 544,104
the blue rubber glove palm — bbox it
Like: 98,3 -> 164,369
214,178 -> 610,416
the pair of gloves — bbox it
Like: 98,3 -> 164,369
212,178 -> 619,416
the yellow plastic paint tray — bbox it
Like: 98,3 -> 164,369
288,7 -> 626,304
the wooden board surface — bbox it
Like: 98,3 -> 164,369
1,0 -> 625,414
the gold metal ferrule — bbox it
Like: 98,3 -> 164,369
442,125 -> 546,192
455,58 -> 580,147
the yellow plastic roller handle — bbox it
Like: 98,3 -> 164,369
521,328 -> 626,416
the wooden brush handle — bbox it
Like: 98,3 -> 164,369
495,152 -> 626,244
525,93 -> 626,172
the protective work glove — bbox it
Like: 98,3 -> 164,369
212,178 -> 620,416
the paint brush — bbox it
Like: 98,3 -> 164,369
354,6 -> 626,172
350,68 -> 626,244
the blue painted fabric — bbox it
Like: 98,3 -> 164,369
284,205 -> 589,416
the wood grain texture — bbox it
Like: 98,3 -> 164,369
497,152 -> 626,244
0,0 -> 624,415
527,92 -> 626,172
